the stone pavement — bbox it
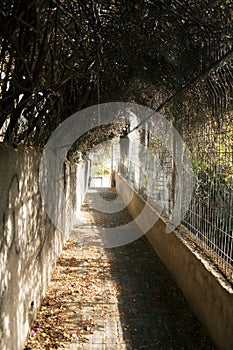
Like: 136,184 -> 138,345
68,188 -> 216,350
25,188 -> 216,350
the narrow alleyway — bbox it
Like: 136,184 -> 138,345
25,189 -> 216,350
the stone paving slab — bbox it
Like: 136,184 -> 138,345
25,188 -> 216,350
69,188 -> 216,349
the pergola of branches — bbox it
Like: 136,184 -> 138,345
0,0 -> 232,147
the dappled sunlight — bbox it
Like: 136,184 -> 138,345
0,144 -> 80,350
24,237 -> 128,349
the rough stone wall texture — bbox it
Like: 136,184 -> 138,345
0,144 -> 86,350
115,172 -> 233,350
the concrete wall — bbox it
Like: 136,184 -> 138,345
115,172 -> 233,350
0,143 -> 88,350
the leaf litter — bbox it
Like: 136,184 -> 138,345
24,239 -> 115,349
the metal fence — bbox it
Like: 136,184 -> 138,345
115,23 -> 233,282
181,112 -> 233,280
116,114 -> 233,282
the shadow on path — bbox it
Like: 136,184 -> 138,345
25,188 -> 216,350
80,188 -> 216,350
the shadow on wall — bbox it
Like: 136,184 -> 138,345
0,143 -> 82,350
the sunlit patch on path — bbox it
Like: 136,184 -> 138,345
25,189 -> 215,350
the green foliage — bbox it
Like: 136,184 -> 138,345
189,118 -> 233,242
91,165 -> 110,176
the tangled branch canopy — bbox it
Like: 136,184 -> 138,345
0,0 -> 232,148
